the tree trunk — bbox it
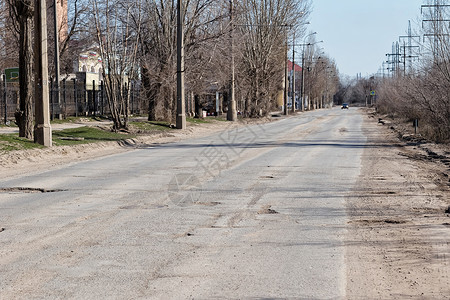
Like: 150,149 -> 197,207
194,94 -> 202,118
142,66 -> 157,121
14,1 -> 34,139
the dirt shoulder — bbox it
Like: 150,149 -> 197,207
0,117 -> 270,180
346,109 -> 450,298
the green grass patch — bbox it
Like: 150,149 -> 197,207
52,127 -> 134,146
129,120 -> 173,132
1,126 -> 135,150
0,134 -> 44,151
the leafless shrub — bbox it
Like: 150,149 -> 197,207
376,1 -> 450,143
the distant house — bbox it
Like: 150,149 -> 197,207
288,60 -> 302,74
287,60 -> 302,107
73,50 -> 103,76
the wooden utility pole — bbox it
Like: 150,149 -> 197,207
227,0 -> 237,121
176,0 -> 186,129
34,0 -> 52,146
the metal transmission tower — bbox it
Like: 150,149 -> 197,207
386,42 -> 401,77
399,21 -> 420,75
382,61 -> 388,78
421,0 -> 450,60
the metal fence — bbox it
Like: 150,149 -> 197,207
1,77 -> 144,124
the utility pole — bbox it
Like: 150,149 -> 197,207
34,0 -> 52,146
53,0 -> 61,119
291,32 -> 296,113
2,74 -> 6,124
300,49 -> 305,112
227,0 -> 237,121
284,30 -> 288,116
176,0 -> 186,129
298,33 -> 317,112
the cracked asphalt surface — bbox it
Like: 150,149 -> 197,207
0,108 -> 366,299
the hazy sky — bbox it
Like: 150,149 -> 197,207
308,0 -> 424,78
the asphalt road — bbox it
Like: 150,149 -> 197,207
0,107 -> 366,299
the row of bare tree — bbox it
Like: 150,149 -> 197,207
1,0 -> 343,141
0,0 -> 92,138
301,41 -> 339,110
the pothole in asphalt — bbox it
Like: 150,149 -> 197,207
384,219 -> 407,224
194,201 -> 221,206
371,191 -> 397,195
445,206 -> 450,214
0,187 -> 67,193
350,219 -> 407,225
259,175 -> 275,179
258,205 -> 279,215
119,204 -> 167,210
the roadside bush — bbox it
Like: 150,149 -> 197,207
377,71 -> 450,143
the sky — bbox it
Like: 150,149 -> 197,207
308,0 -> 424,78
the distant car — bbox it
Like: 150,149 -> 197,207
341,103 -> 349,109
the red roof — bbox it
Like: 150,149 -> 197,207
288,60 -> 302,72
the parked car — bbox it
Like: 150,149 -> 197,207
341,103 -> 349,109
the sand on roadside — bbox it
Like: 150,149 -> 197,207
346,111 -> 450,299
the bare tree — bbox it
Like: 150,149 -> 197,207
138,0 -> 312,121
6,0 -> 34,138
139,0 -> 223,122
92,0 -> 142,130
0,1 -> 19,70
235,0 -> 310,117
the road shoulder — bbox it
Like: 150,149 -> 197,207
346,110 -> 450,298
0,117 -> 273,180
